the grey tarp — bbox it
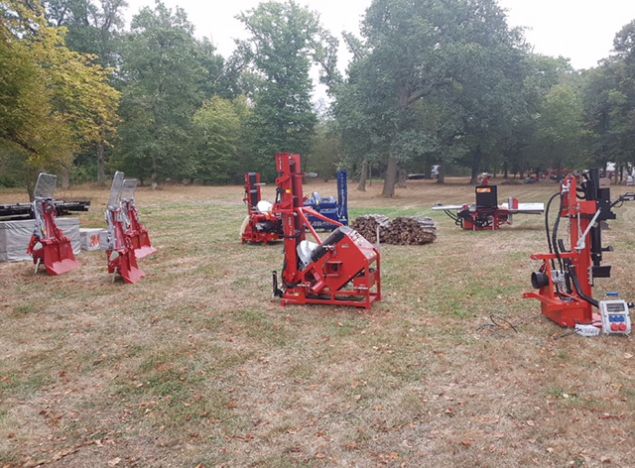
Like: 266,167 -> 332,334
0,218 -> 81,262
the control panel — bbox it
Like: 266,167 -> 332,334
599,300 -> 632,335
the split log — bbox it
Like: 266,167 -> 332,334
351,215 -> 437,245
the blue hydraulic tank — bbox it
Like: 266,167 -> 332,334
305,170 -> 349,231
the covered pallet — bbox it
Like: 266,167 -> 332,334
0,218 -> 81,262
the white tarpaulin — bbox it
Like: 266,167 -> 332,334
0,218 -> 81,262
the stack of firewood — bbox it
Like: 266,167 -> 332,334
351,215 -> 437,245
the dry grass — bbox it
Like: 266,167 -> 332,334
1,178 -> 634,467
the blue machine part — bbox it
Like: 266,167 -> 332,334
305,170 -> 349,231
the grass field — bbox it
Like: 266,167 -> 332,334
1,179 -> 634,467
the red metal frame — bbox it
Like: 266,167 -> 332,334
460,207 -> 512,231
122,199 -> 157,259
106,204 -> 144,284
273,153 -> 381,309
523,175 -> 596,327
241,172 -> 282,244
459,184 -> 517,231
27,198 -> 80,276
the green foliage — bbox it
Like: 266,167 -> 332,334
0,0 -> 120,194
4,0 -> 635,189
192,96 -> 251,183
43,0 -> 128,67
237,1 -> 330,179
335,0 -> 527,195
305,121 -> 342,180
531,83 -> 588,170
581,20 -> 635,173
112,1 -> 218,183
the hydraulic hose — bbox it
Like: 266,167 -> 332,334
544,192 -> 560,269
551,192 -> 565,272
568,265 -> 599,308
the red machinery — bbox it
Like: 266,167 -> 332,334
103,171 -> 144,284
524,169 -> 634,328
240,172 -> 283,244
271,153 -> 381,309
27,173 -> 80,275
433,182 -> 544,231
120,178 -> 157,259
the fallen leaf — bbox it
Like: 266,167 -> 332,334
108,457 -> 121,466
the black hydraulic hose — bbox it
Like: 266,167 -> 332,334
552,192 -> 565,271
544,192 -> 560,257
568,265 -> 599,308
443,210 -> 460,224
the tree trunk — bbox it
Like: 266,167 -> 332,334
382,156 -> 398,198
97,141 -> 106,186
437,164 -> 445,184
397,168 -> 407,188
470,146 -> 482,185
357,159 -> 368,192
503,162 -> 508,179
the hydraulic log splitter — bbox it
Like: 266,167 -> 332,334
240,172 -> 283,244
103,171 -> 144,284
271,153 -> 381,309
433,182 -> 544,231
524,169 -> 633,333
27,173 -> 80,275
120,178 -> 157,259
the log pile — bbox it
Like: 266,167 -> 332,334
351,215 -> 437,245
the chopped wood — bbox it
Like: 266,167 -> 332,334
351,215 -> 437,245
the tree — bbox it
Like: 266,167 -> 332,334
305,120 -> 342,181
43,0 -> 128,184
113,1 -> 216,184
335,0 -> 526,196
530,83 -> 588,173
237,1 -> 336,179
501,54 -> 574,179
0,0 -> 120,196
44,0 -> 127,66
192,96 -> 251,183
